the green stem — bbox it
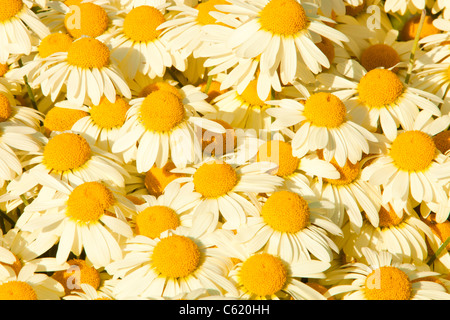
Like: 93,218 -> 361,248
404,9 -> 427,85
20,194 -> 30,206
427,236 -> 450,266
0,210 -> 15,226
18,59 -> 38,110
203,74 -> 213,95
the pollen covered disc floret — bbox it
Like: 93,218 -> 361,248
0,0 -> 23,22
258,0 -> 308,36
389,130 -> 436,171
151,235 -> 201,278
135,205 -> 180,239
257,140 -> 300,177
0,281 -> 37,300
364,266 -> 412,300
123,5 -> 165,43
360,44 -> 401,72
67,37 -> 110,69
240,253 -> 287,297
38,33 -> 73,58
64,3 -> 109,39
90,96 -> 130,129
357,69 -> 404,108
193,161 -> 238,198
43,133 -> 92,172
303,92 -> 347,128
0,93 -> 12,122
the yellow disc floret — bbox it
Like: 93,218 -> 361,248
139,90 -> 185,132
64,3 -> 109,39
144,162 -> 186,197
52,259 -> 100,295
360,44 -> 401,73
240,253 -> 287,297
135,205 -> 180,239
0,281 -> 37,300
400,15 -> 440,41
199,80 -> 228,103
138,81 -> 182,99
261,191 -> 310,233
123,6 -> 165,43
38,33 -> 73,58
90,95 -> 130,129
257,140 -> 299,177
358,69 -> 404,108
390,130 -> 436,172
303,92 -> 346,128
259,0 -> 308,36
0,93 -> 12,122
43,133 -> 91,172
423,214 -> 450,251
322,156 -> 360,186
66,182 -> 115,223
196,0 -> 229,25
0,64 -> 9,77
67,37 -> 110,69
193,161 -> 238,198
152,235 -> 201,278
364,266 -> 412,300
43,107 -> 88,134
0,0 -> 23,22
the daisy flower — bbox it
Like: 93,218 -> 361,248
340,202 -> 435,264
267,91 -> 379,167
172,157 -> 284,230
105,222 -> 239,299
130,181 -> 202,238
317,62 -> 443,141
235,190 -> 343,263
361,112 -> 450,223
42,104 -> 89,136
15,179 -> 135,267
0,0 -> 50,64
27,36 -> 131,106
108,3 -> 187,80
211,228 -> 332,299
111,84 -> 225,172
324,247 -> 450,300
213,0 -> 348,100
6,131 -> 129,198
0,263 -> 65,300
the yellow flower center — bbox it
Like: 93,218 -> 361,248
0,93 -> 12,122
259,0 -> 308,36
364,266 -> 412,300
38,33 -> 73,58
400,15 -> 440,41
64,3 -> 109,39
240,253 -> 287,297
138,82 -> 182,99
0,254 -> 22,276
52,259 -> 100,295
123,5 -> 165,43
433,130 -> 450,154
303,92 -> 346,128
66,182 -> 115,224
261,190 -> 310,233
0,0 -> 23,22
360,44 -> 401,73
0,281 -> 37,300
90,95 -> 130,129
345,0 -> 366,16
139,90 -> 185,132
151,235 -> 201,278
357,69 -> 404,108
67,37 -> 110,69
43,133 -> 92,172
193,161 -> 238,198
390,131 -> 436,172
0,64 -> 9,77
423,214 -> 450,251
239,79 -> 270,107
257,140 -> 299,177
322,157 -> 360,186
196,0 -> 229,25
378,204 -> 404,228
201,119 -> 236,157
135,205 -> 180,239
144,161 -> 186,197
43,107 -> 88,134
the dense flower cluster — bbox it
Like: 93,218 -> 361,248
0,0 -> 450,300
